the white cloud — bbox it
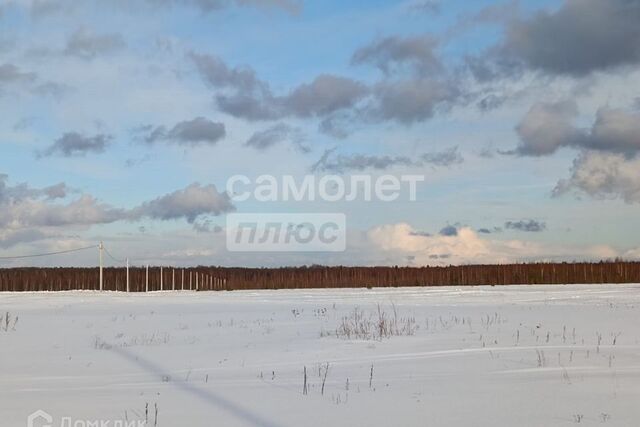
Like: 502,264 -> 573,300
554,151 -> 640,203
366,222 -> 617,265
623,247 -> 640,260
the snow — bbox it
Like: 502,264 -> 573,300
1,284 -> 640,426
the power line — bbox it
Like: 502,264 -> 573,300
103,245 -> 126,264
0,245 -> 98,260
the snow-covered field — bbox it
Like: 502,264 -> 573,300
1,285 -> 640,427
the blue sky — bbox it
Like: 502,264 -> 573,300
1,0 -> 639,267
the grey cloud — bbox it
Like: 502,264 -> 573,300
43,183 -> 70,200
193,52 -> 457,127
464,55 -> 515,83
439,225 -> 458,236
191,52 -> 281,120
312,153 -> 415,173
464,0 -> 640,82
429,253 -> 451,259
64,29 -> 126,59
0,175 -> 235,247
477,94 -> 506,112
192,218 -> 212,233
190,52 -> 266,94
0,174 -> 126,229
370,78 -> 460,124
284,74 -> 368,118
408,0 -> 440,14
0,229 -> 49,249
146,0 -> 225,12
0,64 -> 68,100
216,93 -> 280,120
420,146 -> 463,167
30,0 -> 67,17
516,101 -> 640,156
583,108 -> 640,154
505,219 -> 546,232
0,63 -> 37,85
144,117 -> 226,146
192,53 -> 369,122
478,227 -> 503,234
500,0 -> 640,77
192,218 -> 223,233
351,34 -> 442,76
318,83 -> 459,135
309,147 -> 337,172
235,0 -> 301,15
477,146 -> 496,159
0,174 -> 67,203
245,123 -> 307,152
318,112 -> 353,139
245,124 -> 283,149
38,132 -> 112,157
554,151 -> 640,203
515,101 -> 581,156
124,154 -> 151,168
215,74 -> 367,121
26,0 -> 301,15
131,183 -> 235,223
32,81 -> 72,99
311,146 -> 463,173
193,55 -> 367,121
25,195 -> 127,227
145,0 -> 301,14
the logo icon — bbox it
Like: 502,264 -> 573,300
27,410 -> 53,427
227,213 -> 346,252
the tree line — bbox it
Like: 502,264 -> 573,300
0,261 -> 638,292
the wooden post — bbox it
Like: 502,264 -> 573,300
99,242 -> 103,291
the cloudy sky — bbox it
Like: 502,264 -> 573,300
1,0 -> 639,267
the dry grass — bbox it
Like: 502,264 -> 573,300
323,304 -> 418,340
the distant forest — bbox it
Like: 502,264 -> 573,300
1,261 -> 639,292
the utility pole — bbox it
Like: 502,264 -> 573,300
146,265 -> 149,293
126,258 -> 130,293
99,241 -> 104,291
